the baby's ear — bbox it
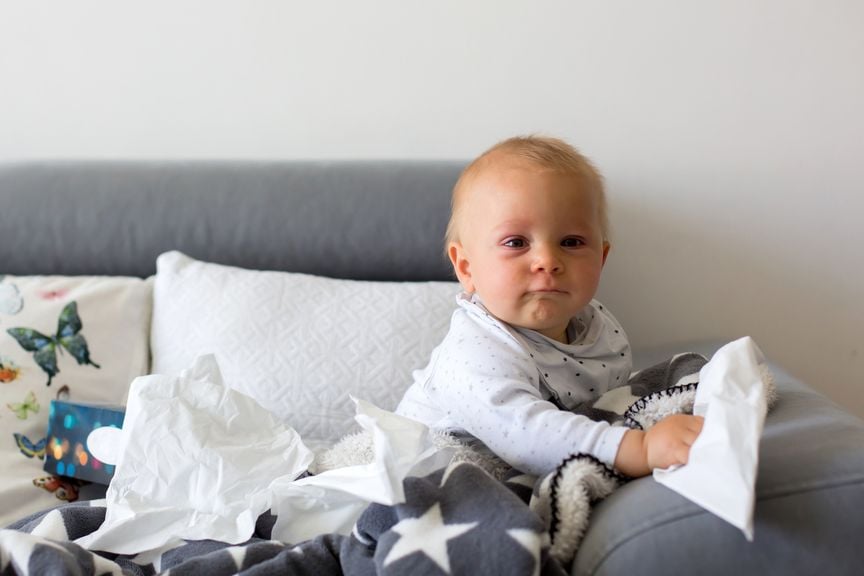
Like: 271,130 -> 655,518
448,242 -> 475,293
602,241 -> 611,267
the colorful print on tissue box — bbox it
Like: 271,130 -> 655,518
44,400 -> 125,485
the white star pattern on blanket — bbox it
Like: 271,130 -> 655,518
383,503 -> 478,573
506,528 -> 543,576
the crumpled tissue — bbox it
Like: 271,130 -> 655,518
269,397 -> 453,544
654,336 -> 770,540
77,354 -> 314,554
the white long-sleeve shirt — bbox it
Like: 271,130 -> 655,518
396,293 -> 632,476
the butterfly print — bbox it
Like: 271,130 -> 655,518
0,281 -> 24,316
0,357 -> 20,383
7,390 -> 40,419
14,433 -> 47,459
6,301 -> 100,386
33,475 -> 81,501
56,384 -> 71,400
37,289 -> 69,301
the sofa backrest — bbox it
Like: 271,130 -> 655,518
0,161 -> 462,281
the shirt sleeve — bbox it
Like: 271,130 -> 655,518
421,312 -> 628,476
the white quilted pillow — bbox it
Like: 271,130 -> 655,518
151,252 -> 459,447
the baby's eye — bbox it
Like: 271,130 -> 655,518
502,238 -> 526,248
561,237 -> 586,247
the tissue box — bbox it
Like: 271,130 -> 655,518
44,400 -> 125,485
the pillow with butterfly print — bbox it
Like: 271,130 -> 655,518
0,274 -> 151,528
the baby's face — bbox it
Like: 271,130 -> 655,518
449,161 -> 609,343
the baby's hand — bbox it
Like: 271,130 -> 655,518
615,414 -> 704,477
644,414 -> 704,471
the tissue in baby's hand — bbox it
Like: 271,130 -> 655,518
654,336 -> 770,540
77,354 -> 313,554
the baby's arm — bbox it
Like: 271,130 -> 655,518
418,317 -> 630,475
614,414 -> 704,477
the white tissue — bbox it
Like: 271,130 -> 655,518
77,355 -> 314,554
86,426 -> 123,465
269,397 -> 453,544
653,336 -> 769,540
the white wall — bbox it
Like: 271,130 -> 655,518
2,1 -> 862,416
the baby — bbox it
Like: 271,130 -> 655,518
396,135 -> 703,477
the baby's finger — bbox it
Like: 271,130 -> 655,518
682,429 -> 700,447
688,415 -> 705,433
674,443 -> 692,465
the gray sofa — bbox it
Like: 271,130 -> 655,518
2,161 -> 863,575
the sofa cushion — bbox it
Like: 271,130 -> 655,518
150,251 -> 460,447
0,275 -> 151,528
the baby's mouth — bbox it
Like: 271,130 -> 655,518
529,288 -> 567,295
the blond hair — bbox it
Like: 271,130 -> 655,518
445,135 -> 609,247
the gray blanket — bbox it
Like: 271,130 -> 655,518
3,354 -> 752,576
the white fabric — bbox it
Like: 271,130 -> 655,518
654,336 -> 770,540
77,354 -> 314,554
396,294 -> 632,475
269,397 -> 454,544
0,275 -> 151,528
150,251 -> 459,444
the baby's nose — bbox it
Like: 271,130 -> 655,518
531,248 -> 563,272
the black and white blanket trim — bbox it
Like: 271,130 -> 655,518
1,354 -> 776,576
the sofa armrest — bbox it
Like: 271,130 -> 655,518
574,360 -> 864,576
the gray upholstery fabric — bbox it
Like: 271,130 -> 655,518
573,346 -> 864,576
0,161 -> 462,280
